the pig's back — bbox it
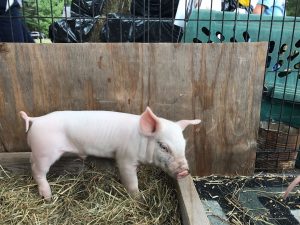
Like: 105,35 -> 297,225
28,111 -> 140,157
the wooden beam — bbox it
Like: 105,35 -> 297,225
177,175 -> 210,225
0,152 -> 115,175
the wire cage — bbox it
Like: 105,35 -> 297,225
0,0 -> 300,172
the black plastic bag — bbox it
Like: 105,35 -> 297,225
49,17 -> 98,43
100,14 -> 132,42
134,19 -> 183,42
100,13 -> 183,43
130,0 -> 180,18
71,0 -> 106,17
222,0 -> 237,11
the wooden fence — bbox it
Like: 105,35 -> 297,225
0,42 -> 267,175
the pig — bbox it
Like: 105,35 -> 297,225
283,175 -> 300,199
19,107 -> 201,200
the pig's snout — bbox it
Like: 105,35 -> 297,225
176,169 -> 190,179
175,161 -> 190,179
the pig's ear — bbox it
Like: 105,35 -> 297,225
177,119 -> 201,131
139,107 -> 160,136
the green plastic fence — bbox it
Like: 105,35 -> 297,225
183,9 -> 300,128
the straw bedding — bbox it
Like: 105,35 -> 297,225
0,164 -> 180,225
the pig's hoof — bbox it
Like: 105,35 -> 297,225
129,190 -> 141,199
43,196 -> 52,201
39,190 -> 52,201
130,191 -> 146,203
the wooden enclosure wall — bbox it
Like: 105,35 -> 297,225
0,42 -> 267,175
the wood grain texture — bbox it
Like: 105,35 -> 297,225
177,175 -> 210,225
0,42 -> 267,175
192,44 -> 267,175
0,152 -> 115,175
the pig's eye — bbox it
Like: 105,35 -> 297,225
157,141 -> 169,153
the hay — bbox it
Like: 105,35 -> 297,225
0,164 -> 180,225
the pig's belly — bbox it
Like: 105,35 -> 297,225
83,147 -> 116,158
66,138 -> 117,159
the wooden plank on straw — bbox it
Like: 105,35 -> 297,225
0,152 -> 115,175
177,175 -> 210,225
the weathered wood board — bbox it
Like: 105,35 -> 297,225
0,42 -> 267,176
177,175 -> 210,225
0,152 -> 114,175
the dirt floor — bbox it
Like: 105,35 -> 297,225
194,174 -> 300,225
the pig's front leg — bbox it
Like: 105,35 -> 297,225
117,161 -> 139,196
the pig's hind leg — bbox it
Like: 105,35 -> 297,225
30,150 -> 63,200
